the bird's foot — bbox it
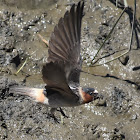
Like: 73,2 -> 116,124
49,108 -> 68,123
49,108 -> 59,123
49,114 -> 59,123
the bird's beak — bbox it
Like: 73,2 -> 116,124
93,90 -> 104,100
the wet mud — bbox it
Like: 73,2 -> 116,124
0,0 -> 140,140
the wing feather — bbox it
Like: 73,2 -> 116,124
42,1 -> 84,96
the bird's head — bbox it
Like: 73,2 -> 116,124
79,87 -> 99,104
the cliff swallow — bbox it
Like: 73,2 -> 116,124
10,1 -> 99,117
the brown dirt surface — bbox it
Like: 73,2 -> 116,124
0,0 -> 140,140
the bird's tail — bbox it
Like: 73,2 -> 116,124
9,87 -> 46,103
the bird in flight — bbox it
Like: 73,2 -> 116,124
10,1 -> 100,118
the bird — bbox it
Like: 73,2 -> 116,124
10,1 -> 100,118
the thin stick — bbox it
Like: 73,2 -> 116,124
91,51 -> 128,67
15,57 -> 29,75
91,0 -> 136,67
14,50 -> 38,75
123,0 -> 128,8
38,33 -> 49,47
91,8 -> 126,63
116,0 -> 118,7
14,33 -> 48,75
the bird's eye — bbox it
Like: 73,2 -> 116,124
89,92 -> 93,95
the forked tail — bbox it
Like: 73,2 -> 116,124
9,87 -> 46,103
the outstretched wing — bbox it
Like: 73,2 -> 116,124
47,1 -> 84,83
42,1 -> 84,99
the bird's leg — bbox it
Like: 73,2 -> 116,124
50,108 -> 59,123
58,107 -> 68,118
50,108 -> 56,115
49,108 -> 68,123
56,108 -> 68,124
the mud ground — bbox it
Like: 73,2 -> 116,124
0,0 -> 140,140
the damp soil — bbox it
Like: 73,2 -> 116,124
0,0 -> 140,140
